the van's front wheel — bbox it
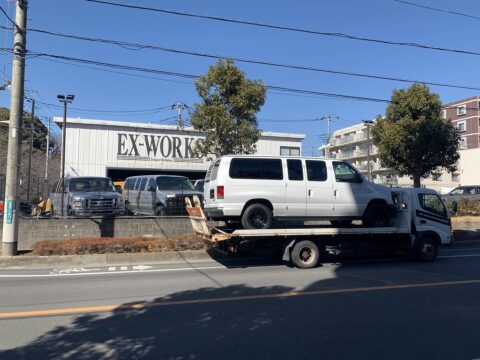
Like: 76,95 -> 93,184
363,204 -> 390,227
155,206 -> 167,217
241,203 -> 272,229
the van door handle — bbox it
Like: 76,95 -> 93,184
308,189 -> 313,197
334,190 -> 338,198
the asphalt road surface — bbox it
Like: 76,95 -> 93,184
1,247 -> 480,360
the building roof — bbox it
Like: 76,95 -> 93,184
444,96 -> 480,107
53,117 -> 305,140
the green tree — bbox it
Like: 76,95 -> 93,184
371,84 -> 460,188
0,106 -> 48,150
190,59 -> 266,158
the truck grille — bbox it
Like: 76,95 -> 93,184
87,198 -> 114,209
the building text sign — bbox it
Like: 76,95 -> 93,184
117,133 -> 204,161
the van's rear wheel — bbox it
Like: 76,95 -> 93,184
363,204 -> 390,227
241,203 -> 272,229
291,240 -> 320,269
155,206 -> 167,217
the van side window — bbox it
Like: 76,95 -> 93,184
287,159 -> 303,181
333,162 -> 362,183
139,178 -> 147,191
206,159 -> 221,183
134,178 -> 141,191
306,160 -> 327,181
147,178 -> 156,191
229,158 -> 283,180
124,179 -> 131,190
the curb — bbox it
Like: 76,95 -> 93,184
0,250 -> 215,269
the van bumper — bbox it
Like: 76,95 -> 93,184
203,207 -> 224,219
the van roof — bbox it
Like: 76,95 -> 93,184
125,175 -> 188,179
217,155 -> 329,160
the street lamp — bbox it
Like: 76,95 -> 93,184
57,94 -> 75,216
363,119 -> 374,182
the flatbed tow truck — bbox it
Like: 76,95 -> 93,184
186,187 -> 452,269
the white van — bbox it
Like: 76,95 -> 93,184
203,156 -> 397,229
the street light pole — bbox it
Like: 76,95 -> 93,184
45,117 -> 50,182
320,115 -> 339,158
2,0 -> 28,257
58,94 -> 74,217
363,119 -> 374,182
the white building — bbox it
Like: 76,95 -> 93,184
325,121 -> 463,192
54,118 -> 305,181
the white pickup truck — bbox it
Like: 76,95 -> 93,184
187,187 -> 451,269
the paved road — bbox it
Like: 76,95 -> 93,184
1,247 -> 480,359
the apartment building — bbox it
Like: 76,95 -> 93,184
443,96 -> 480,150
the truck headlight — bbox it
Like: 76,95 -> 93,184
72,199 -> 83,208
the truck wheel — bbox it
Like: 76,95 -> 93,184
363,204 -> 390,227
330,220 -> 352,227
291,240 -> 320,269
155,206 -> 167,217
415,236 -> 438,262
241,203 -> 272,229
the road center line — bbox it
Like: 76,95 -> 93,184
1,278 -> 480,319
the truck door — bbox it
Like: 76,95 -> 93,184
305,160 -> 334,217
415,193 -> 451,238
284,159 -> 306,216
331,161 -> 368,217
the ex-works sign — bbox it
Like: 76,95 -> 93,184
117,133 -> 203,161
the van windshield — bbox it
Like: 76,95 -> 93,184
69,178 -> 116,192
157,177 -> 195,191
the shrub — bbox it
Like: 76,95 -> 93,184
32,235 -> 208,256
445,199 -> 480,217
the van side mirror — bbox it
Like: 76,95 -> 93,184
356,173 -> 364,183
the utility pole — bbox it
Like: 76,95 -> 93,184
172,102 -> 188,130
45,117 -> 50,182
320,115 -> 339,158
26,98 -> 34,202
2,0 -> 28,256
363,119 -> 374,181
58,94 -> 75,217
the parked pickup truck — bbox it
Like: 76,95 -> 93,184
187,187 -> 452,268
49,176 -> 124,216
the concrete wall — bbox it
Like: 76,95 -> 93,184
0,216 -> 195,251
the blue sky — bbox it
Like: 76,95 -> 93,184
0,0 -> 479,155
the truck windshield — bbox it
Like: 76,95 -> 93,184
69,178 -> 116,192
157,177 -> 195,191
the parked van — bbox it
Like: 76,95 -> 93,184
203,156 -> 397,229
124,175 -> 203,216
49,176 -> 124,217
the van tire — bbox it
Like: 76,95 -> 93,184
363,204 -> 390,227
291,240 -> 320,269
241,203 -> 272,229
155,206 -> 167,217
415,236 -> 438,262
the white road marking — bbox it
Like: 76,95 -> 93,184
120,266 -> 128,271
132,265 -> 152,271
438,254 -> 480,258
49,267 -> 100,275
108,267 -> 116,271
0,265 -> 226,278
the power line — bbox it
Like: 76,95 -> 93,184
85,0 -> 480,57
0,47 -> 391,103
4,25 -> 475,91
393,0 -> 480,21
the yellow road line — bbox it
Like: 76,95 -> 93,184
2,278 -> 480,319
